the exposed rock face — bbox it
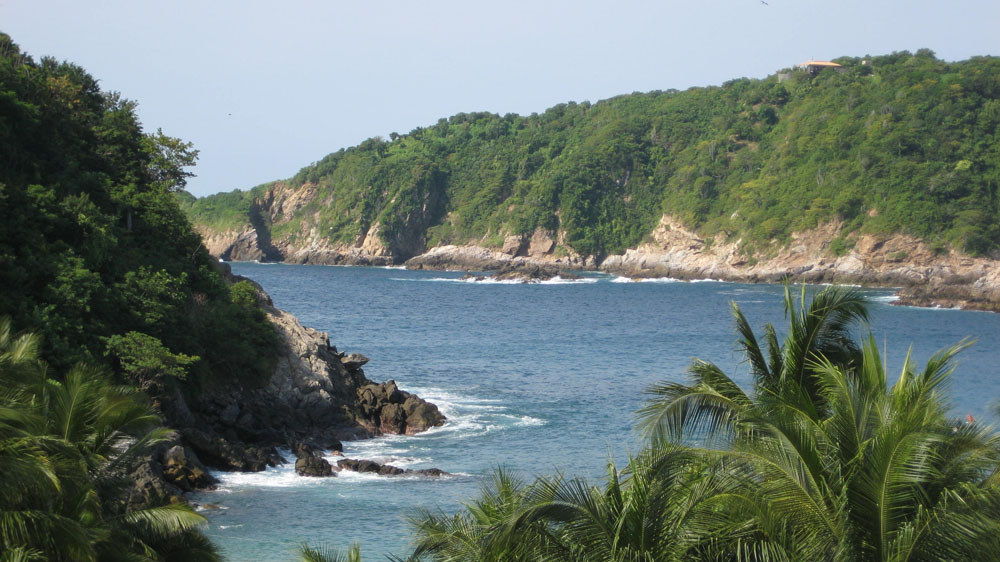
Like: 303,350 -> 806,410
356,380 -> 447,436
193,175 -> 1000,311
162,445 -> 218,491
160,278 -> 445,478
459,263 -> 582,283
293,443 -> 335,477
597,215 -> 1000,311
194,181 -> 443,265
179,427 -> 284,472
405,239 -> 594,271
126,437 -> 219,509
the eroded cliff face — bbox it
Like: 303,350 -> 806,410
403,216 -> 1000,311
598,215 -> 1000,311
196,195 -> 1000,311
195,182 -> 434,265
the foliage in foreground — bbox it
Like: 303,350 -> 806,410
398,287 -> 1000,561
186,50 -> 1000,259
0,317 -> 221,561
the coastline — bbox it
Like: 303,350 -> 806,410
199,215 -> 1000,313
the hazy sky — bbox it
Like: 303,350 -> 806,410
3,0 -> 998,197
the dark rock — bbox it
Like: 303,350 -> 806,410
162,445 -> 218,492
220,403 -> 240,425
292,440 -> 335,477
336,458 -> 448,477
405,402 -> 446,434
341,353 -> 369,370
295,455 -> 334,477
379,403 -> 406,434
413,468 -> 449,477
180,427 -> 280,472
354,381 -> 446,436
128,454 -> 183,509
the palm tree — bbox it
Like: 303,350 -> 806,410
637,286 -> 1000,560
0,317 -> 220,561
298,542 -> 363,562
409,468 -> 562,561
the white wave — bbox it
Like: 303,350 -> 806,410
516,415 -> 546,426
689,278 -> 725,283
390,277 -> 463,283
611,275 -> 686,284
379,265 -> 408,270
539,276 -> 599,285
393,276 -> 597,285
870,295 -> 901,303
218,525 -> 243,530
403,387 -> 504,404
210,462 -> 332,490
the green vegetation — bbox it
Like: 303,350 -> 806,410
397,287 -> 1000,561
0,32 -> 279,386
0,318 -> 221,561
0,31 -> 283,559
187,50 -> 1000,259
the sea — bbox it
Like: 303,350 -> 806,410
192,263 -> 1000,561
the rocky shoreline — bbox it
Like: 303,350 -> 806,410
132,269 -> 448,504
199,213 -> 1000,312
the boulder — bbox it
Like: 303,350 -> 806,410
292,441 -> 335,477
405,402 -> 446,435
162,445 -> 218,492
336,458 -> 448,477
295,455 -> 334,477
341,353 -> 369,370
354,382 -> 446,435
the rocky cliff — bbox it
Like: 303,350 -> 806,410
134,273 -> 446,502
197,182 -> 408,266
250,214 -> 996,312
200,211 -> 1000,311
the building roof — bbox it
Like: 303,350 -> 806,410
798,60 -> 842,67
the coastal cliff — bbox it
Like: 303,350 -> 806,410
183,51 -> 1000,311
133,273 -> 446,501
198,210 -> 1000,311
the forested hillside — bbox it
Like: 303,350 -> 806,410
0,33 -> 278,380
0,31 -> 297,559
184,50 -> 1000,262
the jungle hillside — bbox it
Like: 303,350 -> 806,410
182,50 -> 1000,262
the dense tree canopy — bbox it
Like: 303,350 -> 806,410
184,50 -> 1000,260
0,30 -> 281,560
0,32 -> 279,386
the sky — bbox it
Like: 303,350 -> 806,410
3,0 -> 998,197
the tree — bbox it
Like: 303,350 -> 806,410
143,128 -> 200,193
637,286 -> 1000,560
0,318 -> 220,561
408,287 -> 1000,561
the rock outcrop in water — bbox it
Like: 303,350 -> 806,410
143,269 -> 446,496
336,458 -> 449,477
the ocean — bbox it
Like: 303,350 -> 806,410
193,263 -> 1000,560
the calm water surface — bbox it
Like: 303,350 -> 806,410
194,263 -> 1000,560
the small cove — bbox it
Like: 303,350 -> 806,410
194,263 -> 1000,560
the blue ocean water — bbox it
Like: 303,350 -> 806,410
194,264 -> 1000,560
